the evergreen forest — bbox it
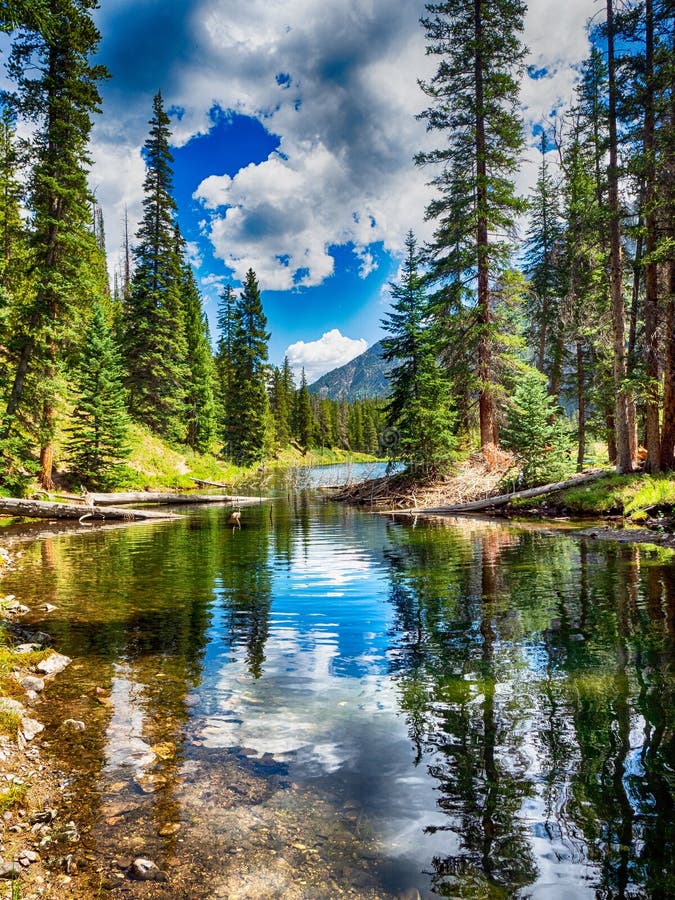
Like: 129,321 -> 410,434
0,0 -> 673,492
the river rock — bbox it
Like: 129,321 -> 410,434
20,717 -> 44,741
0,860 -> 21,879
19,676 -> 45,694
130,858 -> 167,881
61,719 -> 86,732
18,849 -> 39,866
30,631 -> 52,646
134,773 -> 167,794
36,653 -> 71,676
43,604 -> 58,613
397,890 -> 421,900
14,643 -> 41,654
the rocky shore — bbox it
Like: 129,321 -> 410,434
0,546 -> 87,898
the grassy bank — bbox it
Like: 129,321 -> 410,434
511,472 -> 675,521
1,423 -> 381,498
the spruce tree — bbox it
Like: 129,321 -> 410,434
215,283 -> 237,455
179,244 -> 215,453
67,302 -> 130,488
0,111 -> 30,393
382,231 -> 456,471
502,370 -> 573,487
228,268 -> 270,465
269,365 -> 291,447
417,0 -> 527,451
294,368 -> 314,452
1,0 -> 108,488
523,133 -> 565,393
123,91 -> 187,444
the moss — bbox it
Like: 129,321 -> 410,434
513,472 -> 675,518
0,707 -> 21,737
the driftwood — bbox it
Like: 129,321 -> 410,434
0,497 -> 181,522
88,492 -> 265,506
391,469 -> 611,516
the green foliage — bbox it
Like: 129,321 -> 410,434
227,268 -> 270,466
382,231 -> 456,471
502,370 -> 574,487
294,368 -> 314,452
123,92 -> 187,444
1,0 -> 108,483
178,237 -> 215,453
66,302 -> 130,488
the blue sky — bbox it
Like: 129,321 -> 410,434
83,0 -> 593,381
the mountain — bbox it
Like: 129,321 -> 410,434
309,341 -> 390,401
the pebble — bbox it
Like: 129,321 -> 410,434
42,604 -> 57,613
36,653 -> 71,676
0,860 -> 20,879
129,858 -> 167,882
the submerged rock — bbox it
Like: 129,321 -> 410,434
60,719 -> 86,732
36,653 -> 71,676
129,858 -> 167,881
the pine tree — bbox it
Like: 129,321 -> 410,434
417,0 -> 527,451
523,132 -> 565,394
215,283 -> 237,455
1,0 -> 108,488
295,368 -> 314,452
502,370 -> 573,487
269,365 -> 291,447
123,92 -> 187,444
382,231 -> 456,471
228,268 -> 270,465
0,110 -> 30,394
67,302 -> 130,488
179,240 -> 215,453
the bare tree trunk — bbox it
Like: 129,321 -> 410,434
644,0 -> 661,471
661,261 -> 675,470
606,0 -> 636,473
576,341 -> 586,471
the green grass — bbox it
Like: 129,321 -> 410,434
0,780 -> 29,814
513,472 -> 675,518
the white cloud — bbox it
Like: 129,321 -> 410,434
90,0 -> 595,290
285,329 -> 367,382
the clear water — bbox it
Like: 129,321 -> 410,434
2,493 -> 674,898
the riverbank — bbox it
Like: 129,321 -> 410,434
0,547 -> 86,898
330,453 -> 675,543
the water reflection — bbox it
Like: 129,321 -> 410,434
1,502 -> 674,897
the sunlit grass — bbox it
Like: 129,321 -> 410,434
514,472 -> 675,518
0,780 -> 29,814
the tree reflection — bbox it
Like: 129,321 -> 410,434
385,521 -> 675,898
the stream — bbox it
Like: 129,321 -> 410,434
1,472 -> 674,898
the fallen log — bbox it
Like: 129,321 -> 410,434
390,469 -> 611,516
0,497 -> 181,521
88,492 -> 266,506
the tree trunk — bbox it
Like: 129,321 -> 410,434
474,0 -> 496,450
0,497 -> 181,521
576,341 -> 586,471
661,261 -> 675,469
606,0 -> 636,473
644,0 -> 661,471
397,469 -> 611,515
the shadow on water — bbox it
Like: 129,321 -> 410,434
2,495 -> 674,898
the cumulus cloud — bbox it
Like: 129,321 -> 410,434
91,0 -> 594,289
285,329 -> 368,382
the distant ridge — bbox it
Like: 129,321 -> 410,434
308,340 -> 390,401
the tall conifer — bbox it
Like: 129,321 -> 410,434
1,0 -> 107,488
123,91 -> 187,443
417,0 -> 526,452
67,302 -> 130,488
228,269 -> 270,465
